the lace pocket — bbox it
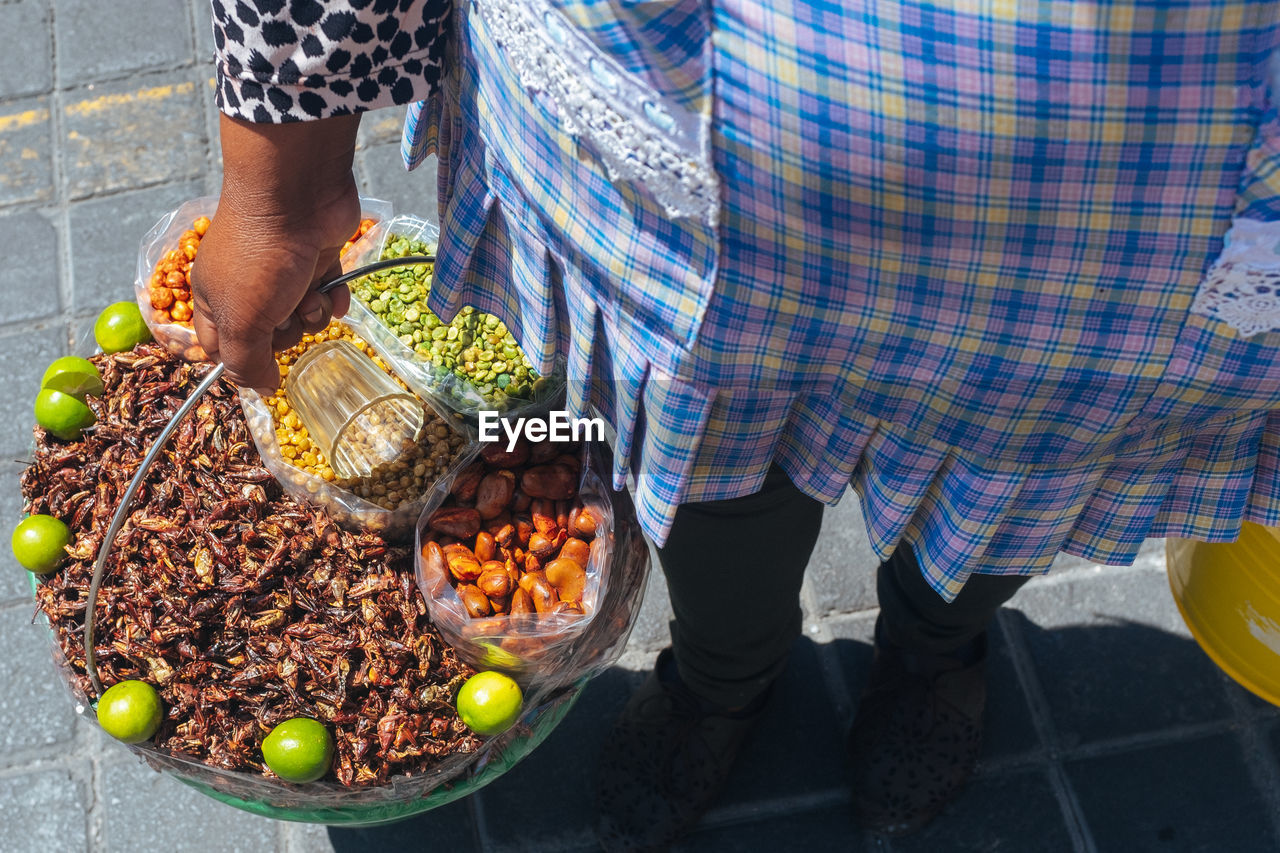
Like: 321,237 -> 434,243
472,0 -> 718,225
1190,218 -> 1280,337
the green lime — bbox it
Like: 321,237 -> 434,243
41,356 -> 104,398
94,301 -> 152,354
262,718 -> 334,783
97,680 -> 163,744
456,671 -> 523,735
10,514 -> 71,574
34,388 -> 95,441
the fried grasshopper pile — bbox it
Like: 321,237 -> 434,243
21,344 -> 481,786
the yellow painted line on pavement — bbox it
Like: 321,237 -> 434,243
64,81 -> 197,117
0,108 -> 50,134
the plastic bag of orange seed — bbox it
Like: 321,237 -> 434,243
240,319 -> 480,537
414,440 -> 651,686
134,195 -> 394,361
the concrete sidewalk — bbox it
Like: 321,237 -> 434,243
3,1 -> 1280,850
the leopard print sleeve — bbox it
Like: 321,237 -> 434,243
211,0 -> 451,122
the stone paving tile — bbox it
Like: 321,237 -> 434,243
0,324 -> 65,457
824,609 -> 876,699
68,179 -> 204,313
1225,674 -> 1280,716
356,143 -> 438,218
475,666 -> 640,848
54,0 -> 194,84
0,602 -> 79,755
62,73 -> 207,200
826,611 -> 1040,764
0,2 -> 54,100
1265,717 -> 1280,768
324,786 -> 480,853
676,804 -> 861,852
201,75 -> 225,196
627,547 -> 672,652
803,490 -> 879,616
716,638 -> 849,807
191,0 -> 216,66
286,822 -> 336,853
358,110 -> 411,150
0,94 -> 55,207
974,617 -> 1041,763
0,208 -> 62,325
0,766 -> 89,853
100,757 -> 281,853
1066,733 -> 1277,852
1005,566 -> 1234,749
892,768 -> 1073,853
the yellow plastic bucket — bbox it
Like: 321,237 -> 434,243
1167,522 -> 1280,707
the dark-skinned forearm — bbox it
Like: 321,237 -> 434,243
191,113 -> 364,393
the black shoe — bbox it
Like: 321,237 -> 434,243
595,649 -> 768,852
847,623 -> 988,837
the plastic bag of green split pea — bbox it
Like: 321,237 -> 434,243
339,215 -> 565,424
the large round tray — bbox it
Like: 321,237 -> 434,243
29,573 -> 584,827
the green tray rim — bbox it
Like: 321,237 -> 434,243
27,571 -> 584,827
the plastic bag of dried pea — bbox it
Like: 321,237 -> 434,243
340,215 -> 565,422
133,195 -> 394,362
240,319 -> 479,537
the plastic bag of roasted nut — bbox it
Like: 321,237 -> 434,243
339,215 -> 566,422
134,195 -> 393,361
416,438 -> 650,684
241,386 -> 477,537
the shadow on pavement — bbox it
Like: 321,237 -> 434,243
327,618 -> 1280,852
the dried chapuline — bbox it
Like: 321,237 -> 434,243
22,344 -> 481,787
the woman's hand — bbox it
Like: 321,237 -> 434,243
191,113 -> 363,395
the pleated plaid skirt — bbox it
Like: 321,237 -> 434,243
402,0 -> 1280,599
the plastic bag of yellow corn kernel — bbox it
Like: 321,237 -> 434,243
240,321 -> 479,536
134,196 -> 394,362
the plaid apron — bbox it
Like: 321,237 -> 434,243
402,0 -> 1280,599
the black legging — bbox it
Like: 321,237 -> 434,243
656,465 -> 1027,708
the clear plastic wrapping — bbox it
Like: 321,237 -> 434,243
416,441 -> 651,686
25,435 -> 644,823
23,414 -> 584,823
16,205 -> 648,826
241,386 -> 477,538
340,215 -> 566,422
26,561 -> 584,824
134,196 -> 395,361
126,677 -> 582,824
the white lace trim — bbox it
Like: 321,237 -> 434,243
1190,263 -> 1280,337
474,0 -> 720,225
1190,219 -> 1280,336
